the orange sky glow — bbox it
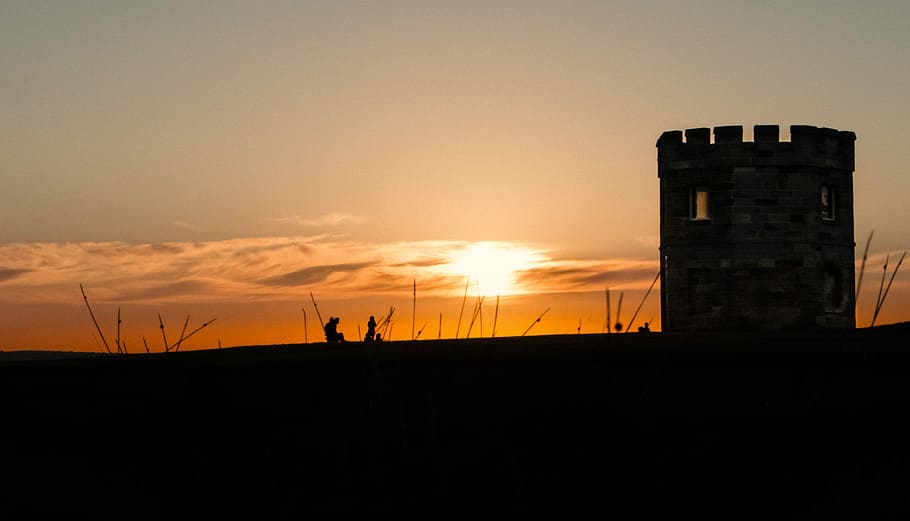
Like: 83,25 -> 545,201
0,238 -> 664,350
0,237 -> 906,351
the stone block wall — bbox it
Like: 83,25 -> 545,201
657,125 -> 856,331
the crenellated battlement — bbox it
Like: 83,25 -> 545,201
657,125 -> 856,172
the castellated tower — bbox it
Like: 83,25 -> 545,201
657,125 -> 856,331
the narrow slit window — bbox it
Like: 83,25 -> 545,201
690,187 -> 709,220
821,185 -> 836,221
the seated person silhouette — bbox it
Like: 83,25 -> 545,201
637,322 -> 651,333
364,315 -> 377,343
324,317 -> 346,342
374,333 -> 382,343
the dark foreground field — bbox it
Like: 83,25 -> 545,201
3,325 -> 910,516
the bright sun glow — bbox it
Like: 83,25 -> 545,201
448,242 -> 543,297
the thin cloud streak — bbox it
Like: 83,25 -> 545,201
516,261 -> 659,292
262,262 -> 377,287
0,269 -> 31,282
267,213 -> 363,227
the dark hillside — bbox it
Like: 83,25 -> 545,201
2,325 -> 910,516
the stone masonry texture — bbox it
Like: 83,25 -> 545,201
657,125 -> 856,331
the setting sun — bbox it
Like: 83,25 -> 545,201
447,243 -> 544,297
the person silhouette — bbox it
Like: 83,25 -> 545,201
365,315 -> 376,343
324,317 -> 337,342
324,317 -> 345,342
333,317 -> 345,342
374,333 -> 382,343
637,322 -> 651,333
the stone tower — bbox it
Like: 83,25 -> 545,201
657,125 -> 856,331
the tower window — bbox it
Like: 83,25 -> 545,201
690,187 -> 709,221
821,185 -> 837,221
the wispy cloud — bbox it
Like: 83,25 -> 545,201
115,280 -> 217,302
267,213 -> 362,227
0,237 -> 658,305
517,261 -> 659,291
0,268 -> 31,282
261,262 -> 376,287
388,257 -> 449,268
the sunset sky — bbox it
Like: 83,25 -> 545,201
2,1 -> 909,351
